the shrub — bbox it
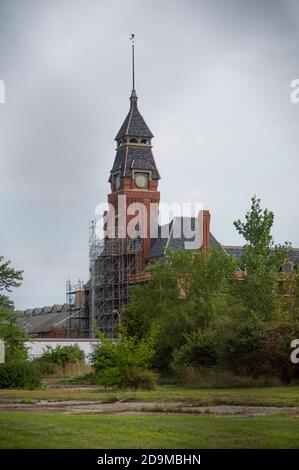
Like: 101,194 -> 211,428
95,366 -> 157,390
33,358 -> 56,376
220,318 -> 299,383
172,329 -> 219,374
90,335 -> 118,373
91,324 -> 158,389
122,367 -> 157,390
95,367 -> 122,388
0,362 -> 41,389
39,345 -> 85,371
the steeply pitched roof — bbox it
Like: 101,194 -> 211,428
148,217 -> 222,259
115,91 -> 153,140
109,145 -> 160,181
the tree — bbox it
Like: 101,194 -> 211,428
0,256 -> 26,362
0,309 -> 29,362
123,247 -> 236,370
0,256 -> 23,293
216,196 -> 299,382
232,195 -> 291,320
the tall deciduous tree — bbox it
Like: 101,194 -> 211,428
233,195 -> 292,320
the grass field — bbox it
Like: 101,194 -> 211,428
1,385 -> 299,448
0,412 -> 299,448
1,385 -> 299,407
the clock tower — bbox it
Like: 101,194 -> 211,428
108,87 -> 160,267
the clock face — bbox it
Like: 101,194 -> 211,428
114,174 -> 121,190
135,173 -> 148,189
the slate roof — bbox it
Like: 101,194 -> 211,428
109,146 -> 160,181
19,304 -> 83,334
224,246 -> 299,265
148,217 -> 222,259
147,218 -> 299,266
115,92 -> 153,140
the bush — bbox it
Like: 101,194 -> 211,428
0,362 -> 41,389
220,319 -> 299,383
33,359 -> 89,377
122,367 -> 157,390
95,367 -> 122,388
91,324 -> 158,389
39,345 -> 85,371
171,316 -> 299,385
95,366 -> 157,390
33,358 -> 56,376
172,329 -> 219,374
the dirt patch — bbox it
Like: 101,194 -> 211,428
1,400 -> 299,416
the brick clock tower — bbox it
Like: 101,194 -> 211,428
89,37 -> 161,337
107,88 -> 160,268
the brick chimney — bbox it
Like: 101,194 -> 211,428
200,210 -> 211,250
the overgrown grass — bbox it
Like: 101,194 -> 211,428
0,412 -> 298,448
1,385 -> 299,407
182,369 -> 282,389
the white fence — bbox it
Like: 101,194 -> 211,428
25,339 -> 100,364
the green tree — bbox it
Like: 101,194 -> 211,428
123,247 -> 236,370
232,195 -> 291,320
0,256 -> 26,362
0,309 -> 29,362
214,196 -> 299,382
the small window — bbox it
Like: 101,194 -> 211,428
129,138 -> 137,143
141,139 -> 148,144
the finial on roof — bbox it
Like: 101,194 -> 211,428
130,33 -> 136,93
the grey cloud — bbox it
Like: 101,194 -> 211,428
0,0 -> 298,308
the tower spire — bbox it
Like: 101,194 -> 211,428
130,33 -> 135,92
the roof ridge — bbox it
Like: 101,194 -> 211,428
125,100 -> 135,135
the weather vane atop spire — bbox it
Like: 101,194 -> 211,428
130,33 -> 135,91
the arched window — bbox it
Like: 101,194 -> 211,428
129,138 -> 137,143
141,139 -> 148,144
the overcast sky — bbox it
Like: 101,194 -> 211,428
0,0 -> 299,309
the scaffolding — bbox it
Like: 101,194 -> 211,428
66,279 -> 85,306
65,279 -> 88,337
89,221 -> 143,338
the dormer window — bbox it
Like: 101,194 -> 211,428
129,138 -> 137,143
141,139 -> 148,144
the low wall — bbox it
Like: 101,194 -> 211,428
25,338 -> 100,363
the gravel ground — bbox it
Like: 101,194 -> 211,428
1,399 -> 299,416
